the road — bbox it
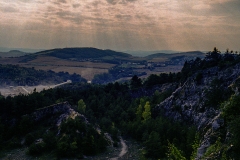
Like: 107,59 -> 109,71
0,80 -> 72,97
110,137 -> 128,160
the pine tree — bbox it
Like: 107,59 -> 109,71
142,101 -> 151,122
78,99 -> 86,113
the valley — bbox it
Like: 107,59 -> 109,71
1,48 -> 240,159
1,0 -> 239,159
0,48 -> 205,82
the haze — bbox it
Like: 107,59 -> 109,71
1,0 -> 240,52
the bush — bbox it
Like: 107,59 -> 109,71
25,133 -> 35,145
28,142 -> 45,155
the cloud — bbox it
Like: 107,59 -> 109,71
0,0 -> 240,51
192,4 -> 211,10
0,6 -> 19,13
72,3 -> 81,8
106,0 -> 138,5
115,14 -> 132,20
58,0 -> 67,3
106,0 -> 119,5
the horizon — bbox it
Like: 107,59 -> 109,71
0,46 -> 209,55
1,0 -> 240,52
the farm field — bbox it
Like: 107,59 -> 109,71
20,65 -> 109,81
28,56 -> 116,68
0,49 -> 203,82
0,56 -> 114,80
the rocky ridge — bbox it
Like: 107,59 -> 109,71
156,62 -> 240,159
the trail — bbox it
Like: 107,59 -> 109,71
50,80 -> 72,88
20,86 -> 30,94
110,137 -> 128,160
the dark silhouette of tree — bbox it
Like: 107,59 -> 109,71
130,75 -> 142,90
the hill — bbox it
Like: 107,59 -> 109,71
146,51 -> 205,59
0,50 -> 31,58
35,47 -> 132,60
0,64 -> 86,86
1,49 -> 240,159
0,48 -> 206,82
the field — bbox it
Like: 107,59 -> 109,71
0,50 -> 201,82
28,56 -> 115,68
0,56 -> 114,80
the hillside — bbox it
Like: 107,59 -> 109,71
35,47 -> 132,60
0,50 -> 30,58
0,64 -> 86,86
1,48 -> 240,159
0,48 -> 206,82
154,50 -> 240,159
146,51 -> 205,59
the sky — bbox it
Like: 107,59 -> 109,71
0,0 -> 240,52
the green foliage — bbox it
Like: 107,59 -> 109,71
205,78 -> 233,109
43,131 -> 57,151
131,75 -> 142,90
203,137 -> 222,158
25,133 -> 35,145
190,133 -> 200,160
77,99 -> 86,113
28,142 -> 46,156
142,101 -> 151,122
143,73 -> 181,88
5,137 -> 21,149
136,102 -> 143,121
19,115 -> 34,135
136,98 -> 146,121
0,75 -> 197,159
229,117 -> 240,148
222,95 -> 240,122
0,64 -> 86,86
123,115 -> 197,159
3,46 -> 240,160
221,95 -> 240,159
59,117 -> 107,156
167,142 -> 187,160
56,140 -> 81,158
181,47 -> 240,82
144,131 -> 164,158
42,47 -> 131,60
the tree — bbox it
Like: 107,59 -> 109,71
130,75 -> 142,90
136,98 -> 146,121
78,99 -> 86,113
144,131 -> 164,158
222,95 -> 240,156
142,101 -> 151,122
167,142 -> 187,160
136,103 -> 143,121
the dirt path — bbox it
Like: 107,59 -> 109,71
110,137 -> 128,160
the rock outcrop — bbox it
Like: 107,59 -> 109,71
156,62 -> 240,159
32,101 -> 87,126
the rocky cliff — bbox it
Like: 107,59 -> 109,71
156,62 -> 240,159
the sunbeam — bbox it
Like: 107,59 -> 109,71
0,0 -> 240,51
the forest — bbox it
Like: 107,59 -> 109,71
0,48 -> 240,159
0,64 -> 86,86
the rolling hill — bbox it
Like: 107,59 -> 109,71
0,50 -> 31,58
146,51 -> 205,59
35,47 -> 132,60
